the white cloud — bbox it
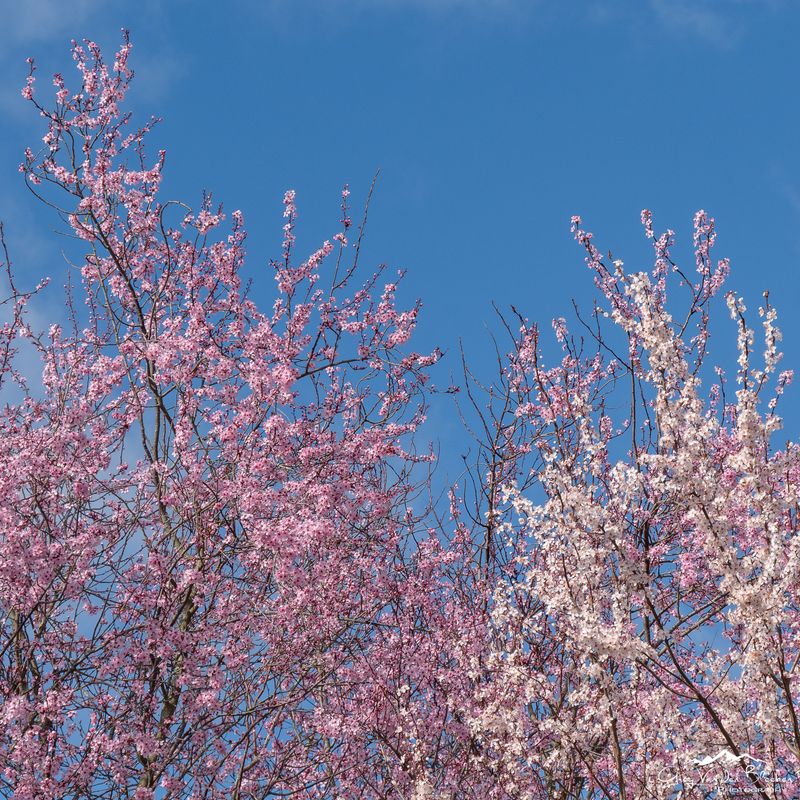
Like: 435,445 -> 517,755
257,0 -> 533,23
647,0 -> 742,47
256,0 -> 787,45
271,0 -> 524,8
0,0 -> 107,47
590,0 -> 785,47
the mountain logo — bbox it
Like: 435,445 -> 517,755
693,750 -> 766,769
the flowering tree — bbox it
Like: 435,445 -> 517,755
482,213 -> 800,800
3,33 -> 800,800
362,212 -> 799,800
1,35 -> 438,799
310,214 -> 800,800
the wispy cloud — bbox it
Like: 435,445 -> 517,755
0,0 -> 107,47
256,0 -> 534,24
256,0 -> 787,47
650,0 -> 721,39
590,0 -> 785,48
647,0 -> 748,48
1,0 -> 788,55
268,0 -> 526,9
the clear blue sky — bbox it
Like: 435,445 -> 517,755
1,0 -> 798,463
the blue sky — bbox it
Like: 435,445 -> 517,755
1,0 -> 798,467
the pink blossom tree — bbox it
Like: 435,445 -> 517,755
2,34 -> 437,799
